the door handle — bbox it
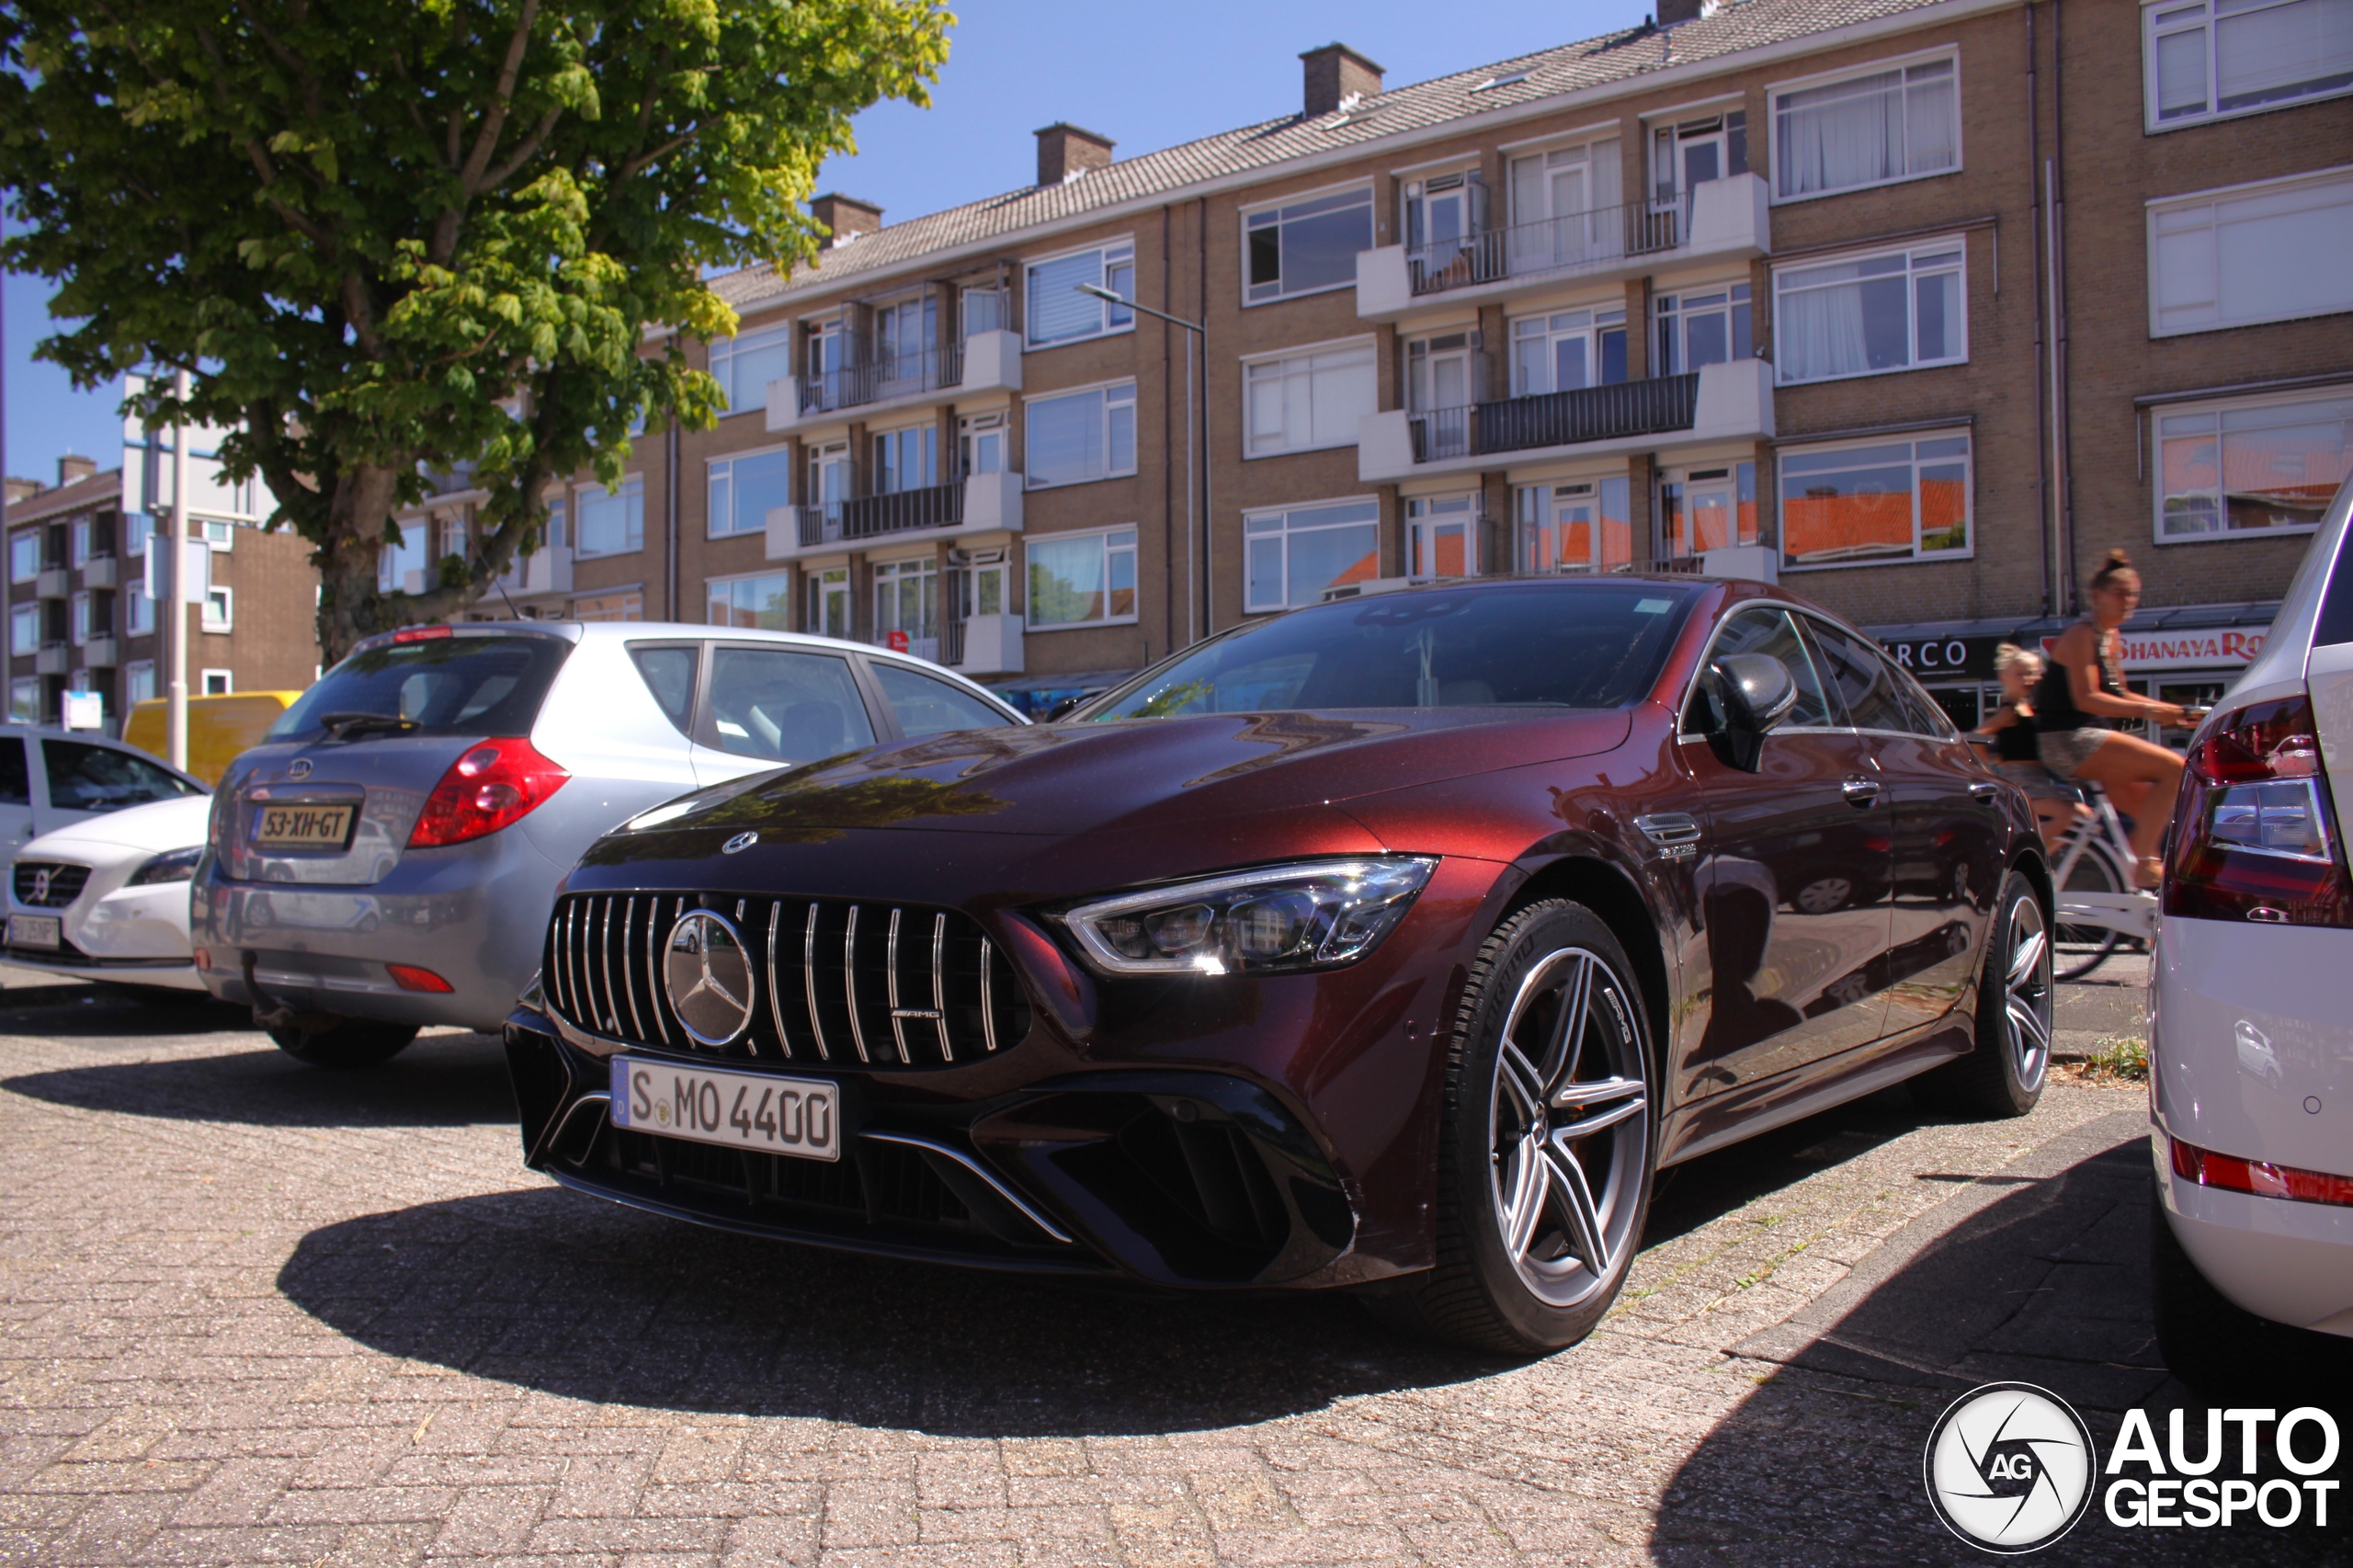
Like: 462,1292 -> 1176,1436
1968,780 -> 2004,800
1841,775 -> 1881,807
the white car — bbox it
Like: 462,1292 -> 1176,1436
3,794 -> 213,997
2151,472 -> 2353,1392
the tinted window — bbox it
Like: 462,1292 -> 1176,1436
706,648 -> 877,764
2317,508 -> 2353,649
630,644 -> 698,734
1087,584 -> 1699,720
870,663 -> 1012,739
1804,619 -> 1909,732
0,739 -> 27,806
1889,665 -> 1957,738
1689,608 -> 1834,731
41,741 -> 199,812
268,635 -> 570,742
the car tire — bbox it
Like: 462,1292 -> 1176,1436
2150,1193 -> 2353,1403
1914,869 -> 2052,1119
267,1019 -> 419,1068
1370,899 -> 1655,1357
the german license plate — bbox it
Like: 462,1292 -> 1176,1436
6,914 -> 59,949
608,1057 -> 840,1162
252,802 -> 356,851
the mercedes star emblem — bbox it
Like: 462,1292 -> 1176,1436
663,909 -> 756,1046
722,831 -> 759,855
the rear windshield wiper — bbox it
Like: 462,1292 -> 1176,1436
317,710 -> 421,740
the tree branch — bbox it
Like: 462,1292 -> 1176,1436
457,0 -> 542,196
480,104 -> 563,189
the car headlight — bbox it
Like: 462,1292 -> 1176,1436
128,846 -> 204,886
1062,858 -> 1437,976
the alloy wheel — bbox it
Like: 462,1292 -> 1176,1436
2003,892 -> 2055,1093
1486,945 -> 1650,1309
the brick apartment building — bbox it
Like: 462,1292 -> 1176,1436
412,0 -> 2347,722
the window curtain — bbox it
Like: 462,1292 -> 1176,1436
2218,0 -> 2353,110
1027,253 -> 1104,345
1779,282 -> 1872,381
1776,74 -> 1900,196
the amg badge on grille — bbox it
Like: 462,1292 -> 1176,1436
663,909 -> 756,1046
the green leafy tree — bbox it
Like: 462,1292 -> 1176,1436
0,0 -> 949,660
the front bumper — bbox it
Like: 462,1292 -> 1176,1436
4,875 -> 203,989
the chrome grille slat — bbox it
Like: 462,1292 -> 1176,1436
803,903 -> 829,1061
931,914 -> 949,1062
886,908 -> 909,1063
596,898 -> 618,1033
843,905 -> 870,1062
766,900 -> 785,1060
645,896 -> 675,1046
620,898 -> 646,1040
979,937 -> 998,1053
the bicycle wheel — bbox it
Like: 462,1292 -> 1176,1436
2052,845 -> 2126,982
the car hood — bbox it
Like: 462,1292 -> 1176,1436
603,708 -> 1632,850
21,793 -> 215,860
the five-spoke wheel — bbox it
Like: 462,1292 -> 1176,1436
1915,868 -> 2053,1118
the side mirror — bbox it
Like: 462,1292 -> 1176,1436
1702,653 -> 1800,772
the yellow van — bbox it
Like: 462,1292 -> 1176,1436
123,691 -> 306,788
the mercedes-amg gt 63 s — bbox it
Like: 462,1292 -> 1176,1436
503,577 -> 2051,1352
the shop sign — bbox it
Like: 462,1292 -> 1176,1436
1878,635 -> 2008,681
2036,627 -> 2268,673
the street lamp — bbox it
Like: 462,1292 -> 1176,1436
1076,282 -> 1209,644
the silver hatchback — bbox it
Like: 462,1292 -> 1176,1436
192,621 -> 1025,1064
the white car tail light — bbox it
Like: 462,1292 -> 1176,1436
2164,694 -> 2353,926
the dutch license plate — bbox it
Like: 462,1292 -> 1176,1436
252,802 -> 356,851
609,1057 -> 841,1163
7,914 -> 59,949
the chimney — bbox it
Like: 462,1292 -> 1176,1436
3,477 -> 42,506
1035,123 -> 1115,187
1656,0 -> 1704,22
808,193 -> 882,250
1301,43 -> 1384,117
56,454 -> 96,487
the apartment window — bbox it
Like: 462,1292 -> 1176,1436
70,520 -> 91,568
201,669 -> 233,695
8,532 -> 36,584
959,412 -> 1006,476
2145,0 -> 2353,128
808,567 -> 850,640
1510,307 -> 1631,396
202,518 -> 235,550
1406,494 -> 1479,581
1655,283 -> 1753,374
710,323 -> 794,416
571,591 -> 643,622
124,662 -> 155,707
1404,170 -> 1485,256
575,477 -> 643,558
70,592 -> 90,647
125,513 -> 153,561
1773,240 -> 1966,383
10,605 -> 38,656
1244,339 -> 1377,457
1026,241 -> 1134,347
1650,113 -> 1747,208
1245,186 -> 1373,303
961,286 -> 1008,337
1517,477 -> 1634,573
1025,382 -> 1136,489
2149,168 -> 2353,335
1027,527 -> 1137,629
876,294 -> 938,377
125,585 -> 154,636
874,423 -> 939,493
8,679 -> 36,722
1661,463 -> 1761,556
543,496 -> 566,550
2157,389 -> 2353,538
1506,143 -> 1627,273
1772,56 -> 1960,200
1779,433 -> 1972,568
710,572 -> 793,631
709,449 -> 793,538
1245,499 -> 1381,612
874,558 -> 938,647
202,586 -> 233,632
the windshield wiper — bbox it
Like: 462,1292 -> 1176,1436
317,710 -> 420,740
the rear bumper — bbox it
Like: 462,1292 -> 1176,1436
0,951 -> 204,990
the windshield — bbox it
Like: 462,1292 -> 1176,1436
1086,583 -> 1700,721
267,635 -> 572,743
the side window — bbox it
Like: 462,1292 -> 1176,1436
629,644 -> 699,735
703,647 -> 877,765
0,739 -> 27,805
1686,608 -> 1833,732
40,741 -> 199,812
1803,619 -> 1909,733
1890,665 -> 1957,739
869,662 -> 1014,739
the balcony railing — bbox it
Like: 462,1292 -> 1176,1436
797,339 -> 964,417
1474,372 -> 1700,456
1406,199 -> 1681,298
795,479 -> 966,548
941,618 -> 967,667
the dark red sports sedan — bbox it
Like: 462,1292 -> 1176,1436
503,577 -> 2052,1352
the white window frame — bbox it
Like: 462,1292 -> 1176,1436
1241,335 -> 1379,459
706,444 -> 794,539
8,532 -> 37,584
1405,494 -> 1481,582
706,570 -> 795,630
1776,430 -> 1975,572
709,321 -> 795,417
123,661 -> 155,707
70,520 -> 91,568
2146,165 -> 2353,337
871,419 -> 940,494
201,585 -> 233,633
9,678 -> 38,722
1023,238 -> 1136,349
2142,0 -> 2353,131
2152,385 -> 2353,542
1243,497 -> 1382,613
125,585 -> 154,636
1241,181 -> 1376,307
9,604 -> 39,657
1024,525 -> 1140,631
1767,48 -> 1962,206
574,475 -> 645,560
69,591 -> 90,647
200,668 -> 233,696
1022,380 -> 1138,490
1771,237 -> 1969,386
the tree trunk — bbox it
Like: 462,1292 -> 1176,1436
314,463 -> 404,667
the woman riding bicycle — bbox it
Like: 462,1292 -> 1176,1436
1972,642 -> 2090,856
2034,550 -> 2187,889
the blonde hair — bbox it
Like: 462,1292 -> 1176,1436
1994,642 -> 2041,678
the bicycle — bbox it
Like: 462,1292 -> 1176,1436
2044,779 -> 2156,981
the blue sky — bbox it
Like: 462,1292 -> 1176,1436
2,0 -> 1644,485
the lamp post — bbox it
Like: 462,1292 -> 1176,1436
167,368 -> 189,771
1076,283 -> 1209,644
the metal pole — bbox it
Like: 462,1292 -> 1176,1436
167,369 -> 189,770
1183,331 -> 1196,646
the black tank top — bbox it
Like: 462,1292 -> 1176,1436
2034,628 -> 2124,733
1993,706 -> 2040,761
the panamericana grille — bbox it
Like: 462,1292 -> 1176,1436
543,892 -> 1029,1067
13,862 -> 89,909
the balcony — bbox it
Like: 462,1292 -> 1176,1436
767,470 -> 1024,562
1358,358 -> 1775,483
943,612 -> 1023,676
81,556 -> 118,591
1355,174 -> 1769,324
34,567 -> 69,600
766,329 -> 1023,435
82,637 -> 118,668
494,540 -> 574,599
35,642 -> 67,676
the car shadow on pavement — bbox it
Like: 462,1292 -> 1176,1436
1,1030 -> 517,1128
278,1182 -> 1503,1437
0,986 -> 256,1036
1642,1084 -> 1926,1252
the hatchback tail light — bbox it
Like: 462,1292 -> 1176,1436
2164,695 -> 2353,926
408,738 -> 569,848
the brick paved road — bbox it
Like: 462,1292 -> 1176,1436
0,973 -> 2338,1567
